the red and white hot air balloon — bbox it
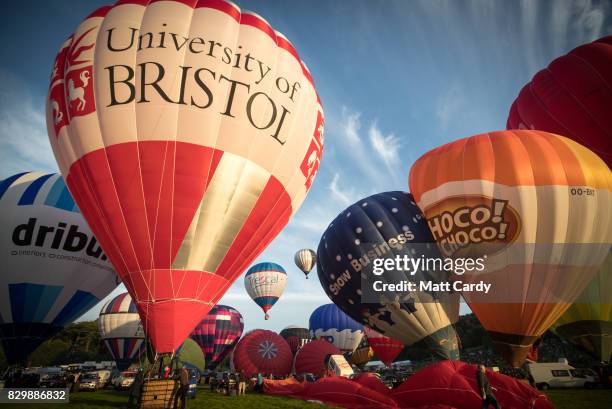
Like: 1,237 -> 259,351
46,0 -> 324,353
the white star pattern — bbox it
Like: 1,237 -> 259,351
258,340 -> 278,360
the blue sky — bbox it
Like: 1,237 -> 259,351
1,0 -> 610,333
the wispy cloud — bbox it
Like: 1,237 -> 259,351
341,107 -> 361,146
368,121 -> 401,175
329,172 -> 357,206
0,71 -> 57,176
436,83 -> 466,132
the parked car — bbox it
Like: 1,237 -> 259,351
96,370 -> 112,388
79,373 -> 101,391
186,368 -> 200,399
39,374 -> 66,388
528,359 -> 598,389
113,371 -> 137,390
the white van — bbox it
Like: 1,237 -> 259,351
527,359 -> 597,390
327,355 -> 354,377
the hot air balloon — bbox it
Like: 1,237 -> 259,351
0,172 -> 119,365
46,0 -> 324,353
232,329 -> 292,377
99,292 -> 145,370
364,327 -> 404,367
409,130 -> 612,366
552,251 -> 612,362
279,326 -> 310,356
309,304 -> 364,354
349,335 -> 374,367
507,36 -> 612,167
190,304 -> 244,370
391,361 -> 554,409
317,192 -> 460,360
244,262 -> 287,320
293,338 -> 341,377
294,249 -> 316,279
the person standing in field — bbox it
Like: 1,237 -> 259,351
477,364 -> 501,409
173,366 -> 190,409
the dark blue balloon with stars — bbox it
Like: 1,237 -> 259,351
316,191 -> 460,360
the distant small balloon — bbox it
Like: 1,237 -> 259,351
294,249 -> 317,279
244,262 -> 287,320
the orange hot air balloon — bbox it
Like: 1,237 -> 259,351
409,130 -> 611,366
46,0 -> 323,353
507,36 -> 612,168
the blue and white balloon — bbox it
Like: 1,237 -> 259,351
309,303 -> 364,353
0,172 -> 120,364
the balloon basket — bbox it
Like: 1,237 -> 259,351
135,379 -> 177,409
128,353 -> 177,409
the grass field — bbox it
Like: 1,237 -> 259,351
545,389 -> 612,409
8,386 -> 611,408
12,387 -> 337,408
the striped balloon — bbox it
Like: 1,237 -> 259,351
279,325 -> 310,355
294,249 -> 316,279
190,304 -> 244,370
45,0 -> 323,353
409,130 -> 611,366
244,262 -> 287,320
99,292 -> 145,370
0,172 -> 119,364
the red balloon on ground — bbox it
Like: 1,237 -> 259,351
293,339 -> 341,377
391,361 -> 554,409
232,330 -> 292,377
352,372 -> 390,396
265,376 -> 398,409
507,36 -> 612,167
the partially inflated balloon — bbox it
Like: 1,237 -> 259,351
279,326 -> 310,356
293,338 -> 341,377
244,262 -> 287,320
317,192 -> 460,360
232,329 -> 292,377
349,336 -> 374,366
309,304 -> 364,354
190,304 -> 244,370
364,327 -> 404,367
0,172 -> 119,364
295,249 -> 316,279
410,130 -> 611,366
46,0 -> 324,353
507,36 -> 612,167
99,292 -> 145,370
552,251 -> 612,362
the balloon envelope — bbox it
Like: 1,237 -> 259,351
190,304 -> 244,370
364,327 -> 404,367
294,249 -> 316,278
232,329 -> 293,377
99,292 -> 145,370
316,191 -> 460,360
349,336 -> 374,366
309,303 -> 364,354
244,262 -> 287,319
409,130 -> 612,366
279,326 -> 310,356
293,338 -> 341,377
507,36 -> 612,167
391,361 -> 554,409
552,251 -> 612,362
0,172 -> 119,364
46,0 -> 324,352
